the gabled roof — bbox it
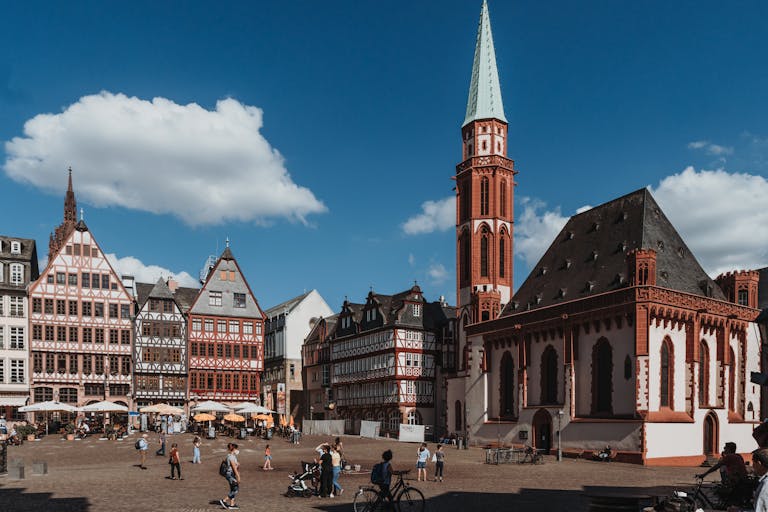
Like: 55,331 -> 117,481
504,188 -> 726,315
463,0 -> 507,127
265,290 -> 312,317
136,279 -> 200,314
148,277 -> 174,300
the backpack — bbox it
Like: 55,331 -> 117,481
370,462 -> 386,484
135,439 -> 142,450
219,458 -> 230,477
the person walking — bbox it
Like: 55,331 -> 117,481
263,444 -> 273,470
433,444 -> 445,482
138,433 -> 149,469
416,442 -> 430,482
319,444 -> 334,498
192,435 -> 201,464
169,443 -> 183,480
156,431 -> 166,456
331,442 -> 344,496
220,443 -> 241,510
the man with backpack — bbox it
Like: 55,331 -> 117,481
136,433 -> 149,469
371,450 -> 394,504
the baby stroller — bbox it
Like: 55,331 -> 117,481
285,461 -> 320,497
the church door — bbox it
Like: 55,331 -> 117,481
532,409 -> 552,453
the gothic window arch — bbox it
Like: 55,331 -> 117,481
660,337 -> 674,409
591,338 -> 613,415
460,179 -> 471,222
407,410 -> 422,425
455,400 -> 463,431
500,179 -> 507,217
624,355 -> 632,380
459,229 -> 470,285
699,340 -> 710,406
729,346 -> 736,412
480,177 -> 489,216
500,351 -> 515,418
541,345 -> 558,404
499,236 -> 506,278
480,226 -> 490,277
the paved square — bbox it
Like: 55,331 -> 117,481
0,433 -> 704,511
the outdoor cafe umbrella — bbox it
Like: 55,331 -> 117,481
19,401 -> 78,435
223,413 -> 245,423
231,402 -> 259,411
237,404 -> 275,415
193,413 -> 216,422
191,400 -> 230,413
79,400 -> 129,413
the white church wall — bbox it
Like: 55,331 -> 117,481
561,421 -> 641,452
526,339 -> 563,406
648,323 -> 687,411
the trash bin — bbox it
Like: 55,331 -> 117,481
239,429 -> 247,440
266,429 -> 273,440
208,426 -> 216,439
457,438 -> 463,450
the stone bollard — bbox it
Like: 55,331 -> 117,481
31,461 -> 48,475
8,460 -> 24,479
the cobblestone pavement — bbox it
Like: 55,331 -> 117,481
0,433 -> 704,511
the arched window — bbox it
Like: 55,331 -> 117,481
660,338 -> 673,409
460,179 -> 470,222
388,411 -> 400,432
729,346 -> 736,412
499,234 -> 506,278
500,351 -> 515,418
480,229 -> 489,277
541,345 -> 558,404
592,338 -> 613,414
480,177 -> 489,216
500,179 -> 507,217
699,341 -> 709,406
460,231 -> 470,284
377,410 -> 386,432
624,355 -> 632,380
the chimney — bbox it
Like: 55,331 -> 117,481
121,275 -> 135,297
167,278 -> 179,292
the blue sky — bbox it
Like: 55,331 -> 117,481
1,0 -> 767,311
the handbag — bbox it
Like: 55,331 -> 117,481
431,453 -> 437,463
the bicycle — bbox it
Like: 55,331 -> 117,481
519,446 -> 544,465
353,469 -> 425,512
661,476 -> 756,511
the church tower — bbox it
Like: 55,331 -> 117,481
456,0 -> 516,323
48,167 -> 77,260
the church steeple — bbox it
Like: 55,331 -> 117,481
463,0 -> 507,127
48,167 -> 79,260
456,1 -> 516,324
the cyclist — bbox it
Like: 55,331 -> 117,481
375,449 -> 394,505
727,448 -> 768,512
697,442 -> 747,486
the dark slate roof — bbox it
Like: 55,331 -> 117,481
759,267 -> 768,310
148,278 -> 175,300
173,287 -> 200,313
136,283 -> 155,306
504,188 -> 726,315
265,290 -> 312,317
0,236 -> 38,262
136,280 -> 201,313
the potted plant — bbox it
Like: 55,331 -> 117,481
64,423 -> 76,440
16,424 -> 37,442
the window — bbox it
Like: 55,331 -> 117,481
500,179 -> 507,217
217,321 -> 226,334
10,296 -> 24,317
32,297 -> 41,313
204,319 -> 214,332
0,326 -> 4,348
243,322 -> 253,335
34,387 -> 53,402
82,301 -> 91,316
192,318 -> 202,332
233,292 -> 246,308
81,272 -> 90,288
83,354 -> 92,374
660,338 -> 673,408
69,300 -> 78,316
44,325 -> 54,341
69,326 -> 78,343
209,291 -> 222,307
56,272 -> 65,284
738,289 -> 749,306
95,356 -> 104,375
83,328 -> 92,343
121,330 -> 130,345
60,387 -> 78,403
10,264 -> 24,285
480,230 -> 489,277
56,299 -> 66,315
33,353 -> 42,373
499,235 -> 506,278
91,273 -> 100,289
95,328 -> 104,344
109,303 -> 118,318
94,302 -> 104,318
624,355 -> 632,380
10,241 -> 21,254
68,273 -> 77,286
10,327 -> 24,349
121,304 -> 131,319
541,345 -> 558,404
101,274 -> 110,289
412,304 -> 421,317
45,353 -> 54,373
56,326 -> 66,342
480,177 -> 489,215
229,321 -> 239,334
699,341 -> 709,406
592,338 -> 613,415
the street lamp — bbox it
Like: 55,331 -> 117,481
557,409 -> 564,462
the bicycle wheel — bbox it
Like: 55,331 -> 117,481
354,487 -> 381,512
396,486 -> 425,512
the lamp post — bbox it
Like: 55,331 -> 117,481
557,409 -> 564,462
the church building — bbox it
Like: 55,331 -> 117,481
446,1 -> 763,465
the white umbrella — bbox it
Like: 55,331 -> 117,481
79,400 -> 129,413
237,404 -> 275,415
19,401 -> 78,435
231,401 -> 259,411
191,400 -> 230,413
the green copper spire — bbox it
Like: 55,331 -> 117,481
463,0 -> 507,127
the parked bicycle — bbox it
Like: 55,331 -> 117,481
519,445 -> 544,465
353,469 -> 425,512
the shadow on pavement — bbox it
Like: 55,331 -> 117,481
0,487 -> 91,512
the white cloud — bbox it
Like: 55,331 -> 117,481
514,197 -> 570,267
402,197 -> 454,235
651,166 -> 768,275
105,253 -> 199,289
427,262 -> 449,284
3,92 -> 326,226
687,140 -> 733,156
408,254 -> 415,266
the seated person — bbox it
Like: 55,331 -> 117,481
8,426 -> 20,445
596,445 -> 612,461
697,442 -> 747,486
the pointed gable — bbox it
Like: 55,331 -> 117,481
189,247 -> 263,318
504,188 -> 726,314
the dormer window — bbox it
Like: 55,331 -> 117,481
412,304 -> 421,317
561,259 -> 572,270
10,241 -> 21,254
590,250 -> 599,261
557,288 -> 567,299
565,231 -> 574,241
535,295 -> 542,305
538,266 -> 548,277
585,281 -> 595,292
590,222 -> 600,233
616,241 -> 627,254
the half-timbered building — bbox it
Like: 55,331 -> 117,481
331,286 -> 452,436
187,245 -> 265,404
0,236 -> 38,419
302,314 -> 338,420
263,289 -> 333,418
29,174 -> 134,408
446,2 -> 764,465
134,278 -> 198,410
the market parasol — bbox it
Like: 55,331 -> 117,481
193,413 -> 216,422
19,401 -> 78,435
191,400 -> 230,413
223,413 -> 245,423
79,400 -> 129,413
